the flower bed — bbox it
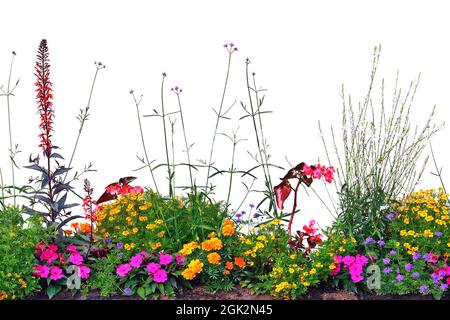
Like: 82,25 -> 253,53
0,41 -> 448,301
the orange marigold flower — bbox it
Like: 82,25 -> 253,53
80,223 -> 92,233
234,256 -> 246,268
225,261 -> 234,270
71,222 -> 79,229
181,268 -> 197,280
201,237 -> 223,251
207,252 -> 221,265
221,220 -> 235,236
223,270 -> 230,275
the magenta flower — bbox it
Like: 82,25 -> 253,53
342,256 -> 355,266
78,265 -> 91,279
116,264 -> 132,278
69,253 -> 84,266
175,254 -> 186,265
130,254 -> 144,268
159,253 -> 173,266
50,267 -> 64,281
33,265 -> 50,278
146,262 -> 160,274
40,248 -> 58,264
153,269 -> 168,283
66,245 -> 78,253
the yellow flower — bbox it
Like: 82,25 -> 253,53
179,241 -> 199,256
302,282 -> 310,287
403,218 -> 410,224
132,227 -> 139,234
146,223 -> 157,230
315,263 -> 323,268
155,219 -> 164,225
151,242 -> 161,250
274,282 -> 290,293
338,246 -> 345,253
289,268 -> 295,274
157,231 -> 165,238
425,215 -> 434,222
400,230 -> 407,237
138,216 -> 148,222
221,220 -> 235,236
423,229 -> 433,238
329,264 -> 336,270
201,237 -> 223,251
407,230 -> 415,236
122,230 -> 130,236
403,242 -> 411,249
309,268 -> 317,275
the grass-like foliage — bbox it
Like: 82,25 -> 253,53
320,45 -> 442,241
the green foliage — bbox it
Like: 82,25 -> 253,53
96,190 -> 225,256
0,206 -> 48,300
83,250 -> 121,297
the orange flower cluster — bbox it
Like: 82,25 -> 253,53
207,252 -> 221,265
201,237 -> 223,251
181,259 -> 204,280
221,219 -> 235,236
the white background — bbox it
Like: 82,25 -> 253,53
1,0 -> 449,231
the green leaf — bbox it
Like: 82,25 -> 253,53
47,285 -> 62,300
137,287 -> 147,300
157,283 -> 165,294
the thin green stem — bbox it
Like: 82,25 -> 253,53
63,65 -> 102,183
0,167 -> 5,210
132,93 -> 160,194
160,75 -> 173,197
225,136 -> 237,210
170,117 -> 176,196
175,92 -> 194,189
5,53 -> 16,205
205,50 -> 233,195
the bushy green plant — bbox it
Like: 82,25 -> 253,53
0,206 -> 48,300
96,190 -> 225,256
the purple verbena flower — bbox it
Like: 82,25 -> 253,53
386,213 -> 395,220
383,258 -> 391,265
405,263 -> 413,271
412,272 -> 420,279
389,250 -> 397,255
116,242 -> 123,250
435,231 -> 443,237
363,237 -> 375,245
396,274 -> 404,282
419,285 -> 428,293
377,240 -> 385,247
383,267 -> 392,274
124,287 -> 131,295
412,252 -> 421,260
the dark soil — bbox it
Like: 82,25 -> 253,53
28,285 -> 449,300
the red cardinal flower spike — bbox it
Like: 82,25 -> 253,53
35,39 -> 54,155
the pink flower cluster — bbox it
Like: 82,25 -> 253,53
303,164 -> 335,183
106,184 -> 144,196
116,252 -> 185,285
33,242 -> 91,281
332,254 -> 368,283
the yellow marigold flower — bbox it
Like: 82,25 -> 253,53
132,227 -> 139,234
146,223 -> 157,230
188,259 -> 204,273
419,210 -> 427,218
181,268 -> 197,280
289,268 -> 295,274
207,252 -> 221,265
179,241 -> 199,256
403,218 -> 409,224
138,216 -> 148,222
400,230 -> 407,237
351,237 -> 356,243
257,235 -> 267,242
274,282 -> 290,293
122,230 -> 130,236
425,216 -> 434,222
309,268 -> 317,275
124,244 -> 131,250
423,229 -> 434,238
151,242 -> 161,250
407,230 -> 415,236
108,216 -> 115,222
403,243 -> 411,249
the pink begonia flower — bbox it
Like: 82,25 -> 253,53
50,267 -> 64,281
69,253 -> 84,266
116,264 -> 132,278
146,262 -> 161,274
78,266 -> 91,279
33,265 -> 50,278
130,254 -> 144,268
153,269 -> 168,283
159,253 -> 173,266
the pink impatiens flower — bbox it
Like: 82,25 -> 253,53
66,245 -> 78,253
130,254 -> 144,268
33,265 -> 50,278
116,264 -> 132,278
146,262 -> 160,274
159,253 -> 173,266
153,269 -> 168,283
40,248 -> 58,264
78,266 -> 91,279
175,254 -> 186,265
50,267 -> 64,281
69,253 -> 84,266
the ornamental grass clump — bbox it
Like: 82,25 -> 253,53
320,45 -> 442,242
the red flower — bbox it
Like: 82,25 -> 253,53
35,39 -> 54,154
274,180 -> 291,210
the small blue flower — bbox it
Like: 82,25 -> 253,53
383,258 -> 391,265
383,267 -> 392,274
412,252 -> 421,260
389,250 -> 397,255
419,285 -> 428,293
404,263 -> 413,271
116,242 -> 123,250
412,272 -> 420,279
434,231 -> 443,237
386,213 -> 395,220
105,238 -> 112,245
124,287 -> 131,295
363,237 -> 375,245
377,240 -> 385,247
253,212 -> 262,219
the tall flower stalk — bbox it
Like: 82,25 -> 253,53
82,179 -> 96,256
63,61 -> 105,183
131,91 -> 159,194
204,43 -> 237,195
172,86 -> 194,190
1,51 -> 20,205
160,73 -> 174,197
